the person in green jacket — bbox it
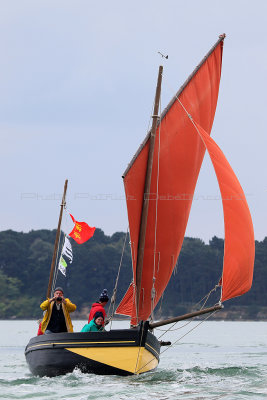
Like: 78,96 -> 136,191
81,312 -> 105,332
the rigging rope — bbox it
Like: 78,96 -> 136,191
159,309 -> 218,355
134,321 -> 146,374
108,228 -> 129,329
156,283 -> 220,338
134,308 -> 219,374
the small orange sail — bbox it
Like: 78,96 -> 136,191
116,36 -> 225,324
193,121 -> 255,302
116,282 -> 137,318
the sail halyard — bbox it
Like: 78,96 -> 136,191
117,36 -> 225,324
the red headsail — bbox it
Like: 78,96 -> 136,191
193,122 -> 254,301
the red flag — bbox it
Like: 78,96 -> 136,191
69,214 -> 95,244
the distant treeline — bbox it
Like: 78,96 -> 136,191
0,229 -> 266,319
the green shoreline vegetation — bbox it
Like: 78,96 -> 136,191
0,229 -> 266,320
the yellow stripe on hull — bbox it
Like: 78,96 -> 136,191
27,340 -> 135,351
65,346 -> 158,374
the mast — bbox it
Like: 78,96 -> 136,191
46,179 -> 68,298
135,65 -> 163,321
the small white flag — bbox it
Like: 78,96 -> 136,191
58,256 -> 67,276
62,236 -> 73,263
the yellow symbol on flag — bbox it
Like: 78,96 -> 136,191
75,223 -> 82,232
74,231 -> 81,239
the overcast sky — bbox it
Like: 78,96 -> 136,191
0,0 -> 266,242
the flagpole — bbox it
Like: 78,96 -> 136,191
46,179 -> 68,298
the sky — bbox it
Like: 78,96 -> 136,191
0,0 -> 266,242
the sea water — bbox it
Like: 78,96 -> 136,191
0,320 -> 267,399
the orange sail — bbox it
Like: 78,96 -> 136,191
116,36 -> 225,324
193,122 -> 254,302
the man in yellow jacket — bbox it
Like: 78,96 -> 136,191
40,287 -> 76,334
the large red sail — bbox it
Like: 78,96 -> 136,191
116,36 -> 225,324
194,122 -> 254,301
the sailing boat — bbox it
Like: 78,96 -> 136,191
25,34 -> 255,377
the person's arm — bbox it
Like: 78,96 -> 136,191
81,324 -> 90,332
40,299 -> 50,310
40,297 -> 56,310
64,298 -> 77,312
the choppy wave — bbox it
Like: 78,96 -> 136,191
176,365 -> 261,378
1,364 -> 267,400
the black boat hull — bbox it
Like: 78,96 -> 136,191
25,323 -> 160,377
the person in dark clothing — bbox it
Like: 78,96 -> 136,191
88,289 -> 109,326
40,287 -> 76,334
46,300 -> 67,333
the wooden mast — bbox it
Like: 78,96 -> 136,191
135,65 -> 163,322
46,179 -> 68,298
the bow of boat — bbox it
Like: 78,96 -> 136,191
25,323 -> 160,377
